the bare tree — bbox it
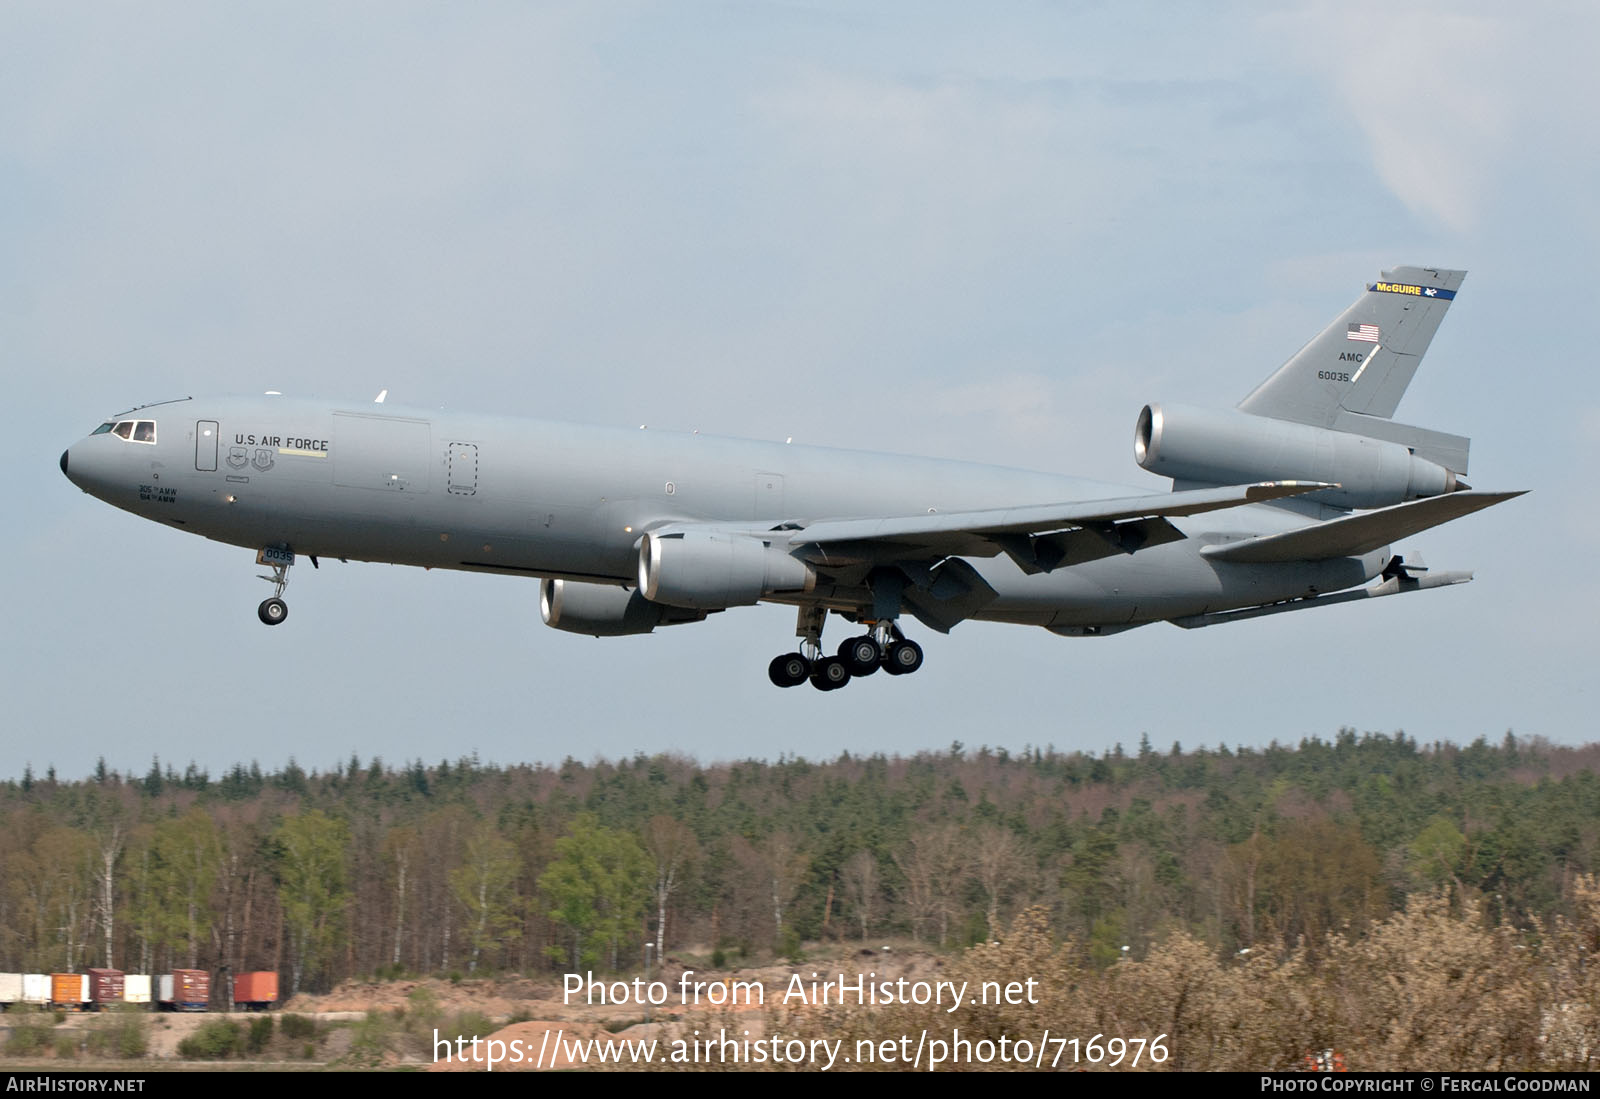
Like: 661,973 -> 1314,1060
761,832 -> 809,951
894,823 -> 968,945
643,815 -> 698,960
841,850 -> 880,942
972,826 -> 1028,940
451,822 -> 521,974
384,826 -> 419,968
94,822 -> 124,968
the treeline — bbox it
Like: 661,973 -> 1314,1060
1,731 -> 1597,996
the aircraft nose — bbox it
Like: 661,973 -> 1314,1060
60,441 -> 92,492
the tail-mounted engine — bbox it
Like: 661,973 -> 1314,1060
1135,403 -> 1458,510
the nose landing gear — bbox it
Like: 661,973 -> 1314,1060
255,547 -> 295,626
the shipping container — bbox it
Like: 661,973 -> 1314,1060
87,968 -> 124,1008
50,973 -> 88,1008
0,974 -> 21,1004
124,974 -> 152,1005
22,974 -> 50,1005
233,971 -> 278,1010
166,969 -> 209,1011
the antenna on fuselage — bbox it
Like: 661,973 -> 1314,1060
374,389 -> 388,404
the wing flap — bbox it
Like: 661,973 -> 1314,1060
793,481 -> 1333,550
990,516 -> 1187,575
1200,490 -> 1525,564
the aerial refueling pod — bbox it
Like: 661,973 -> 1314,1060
638,531 -> 815,610
1135,403 -> 1457,510
539,579 -> 707,637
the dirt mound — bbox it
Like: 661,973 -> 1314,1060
284,977 -> 527,1017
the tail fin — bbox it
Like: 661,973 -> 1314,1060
1237,266 -> 1469,472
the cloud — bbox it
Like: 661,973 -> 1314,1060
1262,3 -> 1514,233
750,68 -> 1154,267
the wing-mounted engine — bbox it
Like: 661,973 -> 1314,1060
540,579 -> 708,636
1135,402 -> 1461,510
638,530 -> 815,610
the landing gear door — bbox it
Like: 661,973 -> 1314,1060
196,421 -> 219,471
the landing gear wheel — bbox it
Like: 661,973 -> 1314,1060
258,598 -> 288,626
884,639 -> 923,676
809,656 -> 851,691
768,653 -> 810,688
839,636 -> 881,677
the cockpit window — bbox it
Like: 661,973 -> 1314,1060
109,420 -> 157,443
91,422 -> 115,435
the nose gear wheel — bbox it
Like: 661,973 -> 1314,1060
254,548 -> 294,626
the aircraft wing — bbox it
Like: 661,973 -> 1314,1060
789,480 -> 1332,574
1199,490 -> 1526,564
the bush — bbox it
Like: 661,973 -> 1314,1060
246,1015 -> 274,1054
4,1018 -> 54,1057
86,1006 -> 148,1059
177,1018 -> 243,1060
779,928 -> 805,963
279,1013 -> 317,1040
343,1010 -> 397,1067
436,1010 -> 495,1048
405,986 -> 441,1032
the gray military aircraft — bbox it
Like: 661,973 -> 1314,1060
62,266 -> 1520,690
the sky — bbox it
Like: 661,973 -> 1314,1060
4,1 -> 1597,780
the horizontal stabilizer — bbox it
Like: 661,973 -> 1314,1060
1200,490 -> 1524,564
1329,412 -> 1470,475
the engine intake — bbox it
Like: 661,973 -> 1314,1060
1136,402 -> 1456,510
638,531 -> 815,610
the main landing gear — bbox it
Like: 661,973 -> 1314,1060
255,547 -> 295,626
767,607 -> 924,691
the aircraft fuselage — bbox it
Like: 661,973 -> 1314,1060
61,394 -> 1378,633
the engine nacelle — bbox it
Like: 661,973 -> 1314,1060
1135,402 -> 1457,510
638,531 -> 815,610
539,579 -> 706,636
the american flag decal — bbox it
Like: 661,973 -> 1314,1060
1347,323 -> 1379,343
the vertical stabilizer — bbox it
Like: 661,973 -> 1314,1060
1238,267 -> 1466,427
